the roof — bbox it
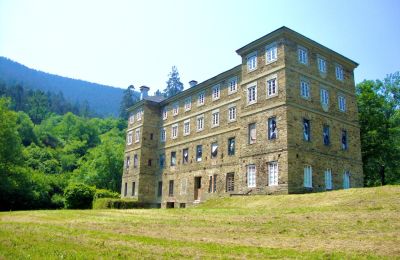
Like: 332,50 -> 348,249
143,95 -> 166,103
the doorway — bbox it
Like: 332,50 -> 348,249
194,177 -> 202,201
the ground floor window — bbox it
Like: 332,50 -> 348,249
132,182 -> 136,196
304,165 -> 312,188
343,171 -> 350,189
325,169 -> 332,190
226,173 -> 234,192
208,175 -> 217,193
268,161 -> 278,186
157,181 -> 162,197
247,165 -> 256,188
124,182 -> 127,196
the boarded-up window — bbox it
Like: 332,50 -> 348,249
226,173 -> 234,192
249,123 -> 256,144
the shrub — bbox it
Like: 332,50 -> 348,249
64,183 -> 95,209
94,189 -> 120,200
92,198 -> 141,209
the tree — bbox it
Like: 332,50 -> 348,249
163,66 -> 184,98
119,85 -> 138,119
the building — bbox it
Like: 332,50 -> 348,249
121,27 -> 363,208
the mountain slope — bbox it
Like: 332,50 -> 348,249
0,56 -> 125,117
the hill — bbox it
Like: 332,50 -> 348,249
0,56 -> 125,117
0,186 -> 399,259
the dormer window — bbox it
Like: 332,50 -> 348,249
336,64 -> 344,81
298,46 -> 308,65
247,52 -> 257,71
172,102 -> 179,116
265,42 -> 277,63
162,107 -> 168,120
212,84 -> 220,101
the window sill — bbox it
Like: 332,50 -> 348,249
228,90 -> 237,95
266,59 -> 277,65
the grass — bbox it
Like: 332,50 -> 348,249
0,186 -> 399,259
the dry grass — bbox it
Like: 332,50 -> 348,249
0,185 -> 399,259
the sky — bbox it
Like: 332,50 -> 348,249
0,0 -> 399,94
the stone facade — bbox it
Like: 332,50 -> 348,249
121,27 -> 363,208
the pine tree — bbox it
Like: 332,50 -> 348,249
163,66 -> 184,98
119,85 -> 138,119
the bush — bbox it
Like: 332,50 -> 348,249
92,198 -> 141,209
94,189 -> 120,200
64,183 -> 95,209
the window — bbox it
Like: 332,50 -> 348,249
213,174 -> 217,192
129,113 -> 134,124
133,154 -> 138,168
300,79 -> 310,99
323,125 -> 330,146
267,76 -> 278,97
180,178 -> 187,195
317,57 -> 327,73
162,107 -> 168,120
226,173 -> 234,192
248,123 -> 256,144
212,110 -> 220,127
247,52 -> 257,71
228,77 -> 238,94
336,64 -> 344,80
171,124 -> 178,139
208,175 -> 217,193
228,137 -> 235,156
124,182 -> 127,196
304,165 -> 312,188
172,102 -> 179,116
197,115 -> 204,131
228,105 -> 237,122
148,159 -> 152,166
159,154 -> 165,168
161,128 -> 166,142
338,95 -> 346,112
135,128 -> 140,143
212,84 -> 220,100
157,181 -> 162,197
127,131 -> 133,145
132,182 -> 136,196
168,180 -> 174,196
247,165 -> 256,188
265,43 -> 277,63
268,117 -> 277,140
170,151 -> 176,166
183,119 -> 190,136
320,88 -> 329,107
125,156 -> 130,169
182,148 -> 189,164
136,108 -> 143,121
211,142 -> 218,159
298,46 -> 308,64
303,119 -> 311,141
341,129 -> 348,150
268,161 -> 278,186
196,145 -> 202,162
247,83 -> 257,104
343,171 -> 350,189
198,91 -> 205,106
208,176 -> 212,193
184,97 -> 192,111
325,169 -> 332,190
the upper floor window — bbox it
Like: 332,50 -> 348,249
184,97 -> 192,111
135,128 -> 140,143
198,91 -> 205,106
304,165 -> 313,188
183,119 -> 190,136
125,156 -> 130,169
335,64 -> 344,81
248,123 -> 256,144
127,131 -> 133,145
212,84 -> 220,101
182,148 -> 189,164
196,145 -> 202,162
325,169 -> 332,190
265,42 -> 278,63
298,46 -> 308,65
168,180 -> 174,196
172,102 -> 179,116
170,151 -> 176,166
228,137 -> 235,156
300,79 -> 310,99
197,115 -> 204,131
303,119 -> 311,141
133,154 -> 138,168
228,76 -> 238,94
268,161 -> 278,186
341,129 -> 348,150
162,107 -> 168,120
266,75 -> 278,97
129,113 -> 134,124
320,88 -> 329,108
247,82 -> 257,105
247,164 -> 256,188
211,142 -> 218,159
159,154 -> 165,168
247,52 -> 257,71
228,105 -> 237,122
212,110 -> 220,127
136,108 -> 143,121
338,95 -> 346,112
268,117 -> 277,140
323,125 -> 330,146
317,57 -> 327,73
171,124 -> 178,139
161,128 -> 166,142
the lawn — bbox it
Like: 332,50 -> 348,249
0,186 -> 399,259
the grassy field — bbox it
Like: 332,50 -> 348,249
0,186 -> 399,259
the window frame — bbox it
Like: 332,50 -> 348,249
135,128 -> 140,143
228,76 -> 238,95
268,161 -> 278,186
127,131 -> 133,145
211,109 -> 220,128
298,46 -> 308,65
184,97 -> 192,111
338,95 -> 346,112
129,113 -> 134,124
265,42 -> 278,64
335,64 -> 344,81
341,129 -> 348,150
196,114 -> 204,132
320,87 -> 329,108
300,79 -> 311,99
182,148 -> 189,164
303,119 -> 311,142
168,180 -> 174,196
248,123 -> 256,144
323,125 -> 330,146
226,173 -> 235,192
183,119 -> 190,136
247,51 -> 257,72
171,123 -> 178,139
172,102 -> 179,116
325,169 -> 332,190
228,137 -> 235,156
266,74 -> 278,98
317,56 -> 327,74
197,91 -> 205,106
162,107 -> 168,120
247,82 -> 257,105
268,116 -> 277,140
304,165 -> 313,188
196,145 -> 202,162
343,171 -> 350,189
161,128 -> 166,142
247,164 -> 256,188
170,151 -> 176,166
212,84 -> 220,101
228,104 -> 237,122
211,142 -> 218,159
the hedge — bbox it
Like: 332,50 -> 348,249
92,198 -> 142,209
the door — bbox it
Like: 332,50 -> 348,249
194,177 -> 202,200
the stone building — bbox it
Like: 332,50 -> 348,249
121,27 -> 363,208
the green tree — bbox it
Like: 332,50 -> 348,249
163,66 -> 184,98
119,85 -> 138,119
64,183 -> 95,209
16,111 -> 38,146
28,90 -> 49,124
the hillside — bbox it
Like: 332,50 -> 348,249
0,186 -> 399,259
0,56 -> 125,117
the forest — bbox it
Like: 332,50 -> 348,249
0,70 -> 399,211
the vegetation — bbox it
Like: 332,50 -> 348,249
0,186 -> 399,258
64,183 -> 96,209
119,85 -> 139,119
92,198 -> 140,209
163,66 -> 184,97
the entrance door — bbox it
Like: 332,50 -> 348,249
194,177 -> 202,200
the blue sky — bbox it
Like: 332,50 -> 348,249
0,0 -> 399,93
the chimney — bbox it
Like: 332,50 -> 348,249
140,85 -> 150,100
189,80 -> 198,88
